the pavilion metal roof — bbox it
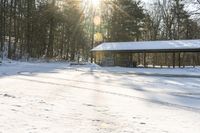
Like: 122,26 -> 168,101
91,39 -> 200,52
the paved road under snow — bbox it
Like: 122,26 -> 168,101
0,62 -> 200,133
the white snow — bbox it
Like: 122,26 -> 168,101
0,61 -> 200,133
73,65 -> 200,77
91,39 -> 200,51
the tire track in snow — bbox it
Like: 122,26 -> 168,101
17,72 -> 200,100
7,74 -> 200,113
74,68 -> 200,78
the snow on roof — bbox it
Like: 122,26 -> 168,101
91,40 -> 200,52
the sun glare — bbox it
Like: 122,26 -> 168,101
91,0 -> 100,7
82,0 -> 101,10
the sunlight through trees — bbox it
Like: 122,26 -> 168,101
0,0 -> 199,61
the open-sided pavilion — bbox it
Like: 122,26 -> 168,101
91,40 -> 200,68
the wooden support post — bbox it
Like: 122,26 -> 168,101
113,53 -> 116,66
167,53 -> 170,68
197,52 -> 200,66
178,52 -> 181,68
153,53 -> 155,68
138,53 -> 140,67
161,53 -> 163,68
144,52 -> 146,68
165,53 -> 167,68
91,52 -> 93,63
193,54 -> 196,68
183,53 -> 185,68
173,52 -> 175,68
100,52 -> 103,65
130,53 -> 133,67
94,52 -> 96,64
156,53 -> 158,68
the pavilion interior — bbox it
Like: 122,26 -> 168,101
93,51 -> 200,68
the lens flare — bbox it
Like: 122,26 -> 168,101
94,32 -> 103,42
93,16 -> 101,25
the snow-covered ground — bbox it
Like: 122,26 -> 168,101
0,61 -> 200,133
74,65 -> 200,77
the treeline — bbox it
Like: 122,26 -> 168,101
99,0 -> 200,42
97,0 -> 200,66
0,0 -> 200,61
0,0 -> 89,60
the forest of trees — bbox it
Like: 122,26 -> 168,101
0,0 -> 89,60
0,0 -> 200,61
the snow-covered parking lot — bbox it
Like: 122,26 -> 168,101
0,61 -> 200,133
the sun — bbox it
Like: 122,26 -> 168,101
82,0 -> 100,8
91,0 -> 100,7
